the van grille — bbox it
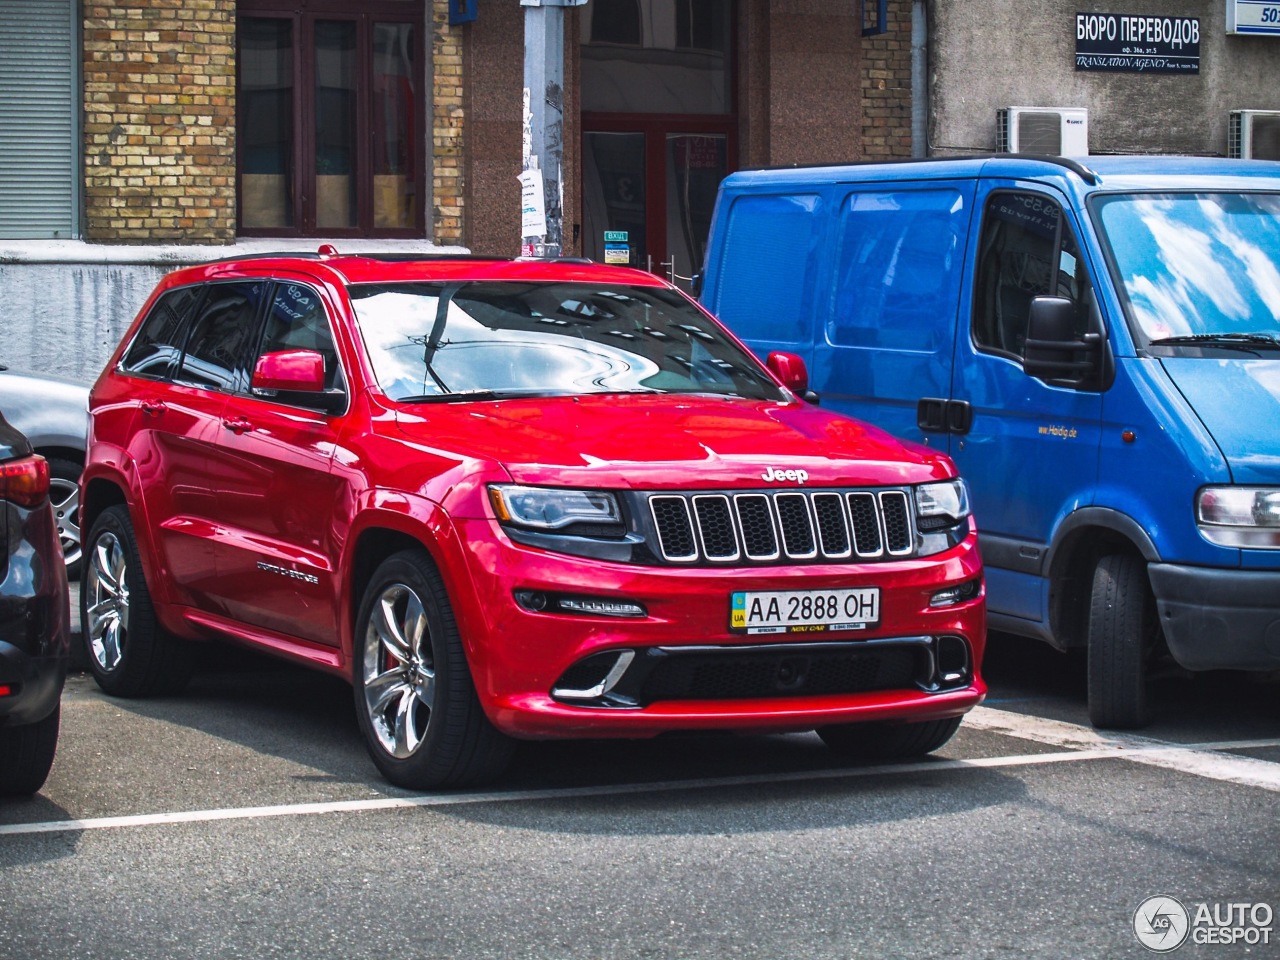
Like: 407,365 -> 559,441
647,489 -> 915,565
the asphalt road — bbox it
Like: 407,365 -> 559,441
2,611 -> 1278,960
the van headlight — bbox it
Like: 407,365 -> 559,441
1197,486 -> 1280,548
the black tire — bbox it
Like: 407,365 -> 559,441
817,715 -> 963,760
0,704 -> 60,796
81,505 -> 192,697
353,550 -> 515,789
45,456 -> 83,577
1087,553 -> 1156,729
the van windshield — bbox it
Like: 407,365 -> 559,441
1094,192 -> 1280,347
348,281 -> 786,403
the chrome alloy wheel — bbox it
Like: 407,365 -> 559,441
85,530 -> 130,672
48,475 -> 81,568
361,582 -> 436,759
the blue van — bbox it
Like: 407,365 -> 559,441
700,155 -> 1280,728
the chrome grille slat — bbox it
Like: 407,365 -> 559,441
692,494 -> 740,561
733,494 -> 780,561
775,493 -> 818,559
650,495 -> 699,562
647,488 -> 917,565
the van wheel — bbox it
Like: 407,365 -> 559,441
82,505 -> 192,697
1087,553 -> 1156,729
817,716 -> 962,760
353,550 -> 514,789
0,704 -> 60,795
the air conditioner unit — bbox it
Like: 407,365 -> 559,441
997,107 -> 1089,156
1228,110 -> 1280,160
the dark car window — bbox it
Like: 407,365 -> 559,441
255,282 -> 345,393
174,281 -> 268,392
973,192 -> 1097,360
120,285 -> 203,379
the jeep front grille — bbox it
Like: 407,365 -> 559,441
647,488 -> 915,564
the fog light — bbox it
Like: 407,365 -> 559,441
514,590 -> 549,612
929,578 -> 982,608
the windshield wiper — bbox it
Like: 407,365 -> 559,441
397,389 -> 576,404
1148,332 -> 1280,352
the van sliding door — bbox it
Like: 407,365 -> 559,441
819,182 -> 976,443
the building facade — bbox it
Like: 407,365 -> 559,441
0,0 -> 1277,382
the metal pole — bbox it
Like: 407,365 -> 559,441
521,0 -> 585,257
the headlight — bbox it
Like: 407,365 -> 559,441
914,478 -> 972,557
1197,486 -> 1280,548
916,479 -> 971,524
489,485 -> 623,532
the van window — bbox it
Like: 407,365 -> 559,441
973,192 -> 1096,359
829,188 -> 965,351
711,193 -> 823,345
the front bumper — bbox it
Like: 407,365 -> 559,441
1148,563 -> 1280,671
454,520 -> 987,739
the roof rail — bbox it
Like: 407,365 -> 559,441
746,152 -> 1099,185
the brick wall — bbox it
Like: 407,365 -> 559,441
861,0 -> 914,159
432,0 -> 464,246
83,1 -> 237,243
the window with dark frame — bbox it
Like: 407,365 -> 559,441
237,0 -> 425,239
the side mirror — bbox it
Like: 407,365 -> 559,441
1022,296 -> 1103,387
767,351 -> 820,404
252,349 -> 325,392
251,350 -> 346,412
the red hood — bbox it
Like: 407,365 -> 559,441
393,394 -> 952,489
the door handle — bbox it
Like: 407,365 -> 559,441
917,398 -> 972,435
140,400 -> 167,416
223,417 -> 253,435
917,398 -> 949,433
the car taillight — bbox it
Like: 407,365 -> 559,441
0,455 -> 50,508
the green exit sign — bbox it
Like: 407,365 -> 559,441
603,230 -> 629,243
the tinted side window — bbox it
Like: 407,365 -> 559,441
121,285 -> 203,379
175,281 -> 268,391
830,188 -> 965,351
255,282 -> 344,393
710,193 -> 823,346
973,192 -> 1096,359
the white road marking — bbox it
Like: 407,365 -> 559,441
3,708 -> 1279,837
966,706 -> 1280,794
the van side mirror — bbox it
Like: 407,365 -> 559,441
1022,296 -> 1105,388
767,351 -> 820,404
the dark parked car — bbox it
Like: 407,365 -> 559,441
0,416 -> 71,795
0,368 -> 89,572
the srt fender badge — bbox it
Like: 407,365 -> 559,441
761,466 -> 809,484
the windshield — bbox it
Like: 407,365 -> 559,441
1093,192 -> 1280,345
348,281 -> 786,402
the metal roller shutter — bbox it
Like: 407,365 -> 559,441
0,0 -> 78,239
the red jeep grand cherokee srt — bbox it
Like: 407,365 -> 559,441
80,251 -> 985,788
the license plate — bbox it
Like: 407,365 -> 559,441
730,588 -> 880,635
